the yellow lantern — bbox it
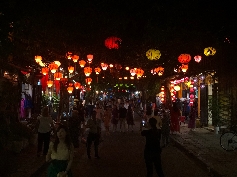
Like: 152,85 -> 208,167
74,82 -> 81,89
47,80 -> 53,87
79,60 -> 86,68
101,63 -> 108,70
94,67 -> 101,75
174,85 -> 180,91
67,86 -> 74,93
54,72 -> 63,80
180,64 -> 188,73
136,68 -> 144,78
35,55 -> 42,63
130,69 -> 136,76
38,61 -> 46,67
72,55 -> 79,63
125,66 -> 129,70
84,67 -> 92,76
68,66 -> 74,74
146,49 -> 161,60
204,47 -> 216,56
41,67 -> 49,75
87,54 -> 93,63
85,77 -> 92,85
109,64 -> 113,68
49,63 -> 58,73
54,61 -> 61,67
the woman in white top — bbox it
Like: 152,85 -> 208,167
46,124 -> 74,177
37,107 -> 54,156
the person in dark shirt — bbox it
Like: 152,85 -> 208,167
118,103 -> 127,132
141,118 -> 164,177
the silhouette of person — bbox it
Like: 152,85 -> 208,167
141,118 -> 164,177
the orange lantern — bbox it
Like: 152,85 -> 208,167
180,64 -> 188,73
49,63 -> 58,73
87,54 -> 93,63
35,55 -> 42,63
54,61 -> 61,67
72,55 -> 79,63
41,67 -> 49,75
54,72 -> 63,80
67,52 -> 72,59
101,63 -> 108,70
130,69 -> 136,76
85,77 -> 92,85
155,66 -> 164,76
47,80 -> 53,87
67,86 -> 74,93
194,55 -> 202,63
94,67 -> 101,75
68,66 -> 74,74
178,54 -> 191,64
74,82 -> 81,89
136,68 -> 144,78
84,67 -> 92,76
79,60 -> 86,68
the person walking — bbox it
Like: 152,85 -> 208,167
46,124 -> 74,177
94,104 -> 104,140
141,118 -> 164,177
118,103 -> 127,132
68,110 -> 80,148
86,111 -> 100,159
170,102 -> 181,134
111,104 -> 119,132
103,106 -> 112,135
37,107 -> 54,157
126,105 -> 134,131
161,108 -> 170,147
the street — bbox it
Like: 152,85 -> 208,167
37,118 -> 209,177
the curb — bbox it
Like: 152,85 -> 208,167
170,136 -> 222,177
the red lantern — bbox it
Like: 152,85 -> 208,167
178,54 -> 191,64
74,82 -> 81,89
54,72 -> 63,80
136,69 -> 144,78
41,67 -> 49,75
105,36 -> 122,49
85,78 -> 92,85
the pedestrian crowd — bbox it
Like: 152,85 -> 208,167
35,97 -> 197,177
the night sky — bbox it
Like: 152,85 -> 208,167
1,0 -> 237,71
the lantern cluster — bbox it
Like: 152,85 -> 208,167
170,81 -> 176,102
160,86 -> 165,102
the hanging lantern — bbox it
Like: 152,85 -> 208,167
178,54 -> 191,64
125,67 -> 129,70
101,63 -> 108,70
49,63 -> 58,73
136,68 -> 144,78
109,64 -> 113,68
54,72 -> 63,80
54,61 -> 61,67
155,66 -> 164,76
151,69 -> 156,75
194,55 -> 202,63
190,94 -> 195,99
85,77 -> 92,85
41,67 -> 49,75
84,67 -> 92,76
87,54 -> 93,63
74,82 -> 81,89
180,64 -> 188,73
47,80 -> 53,87
130,69 -> 136,76
94,67 -> 101,75
146,49 -> 161,60
79,60 -> 86,68
35,55 -> 42,63
204,47 -> 216,56
66,52 -> 73,59
72,55 -> 79,63
67,86 -> 74,93
105,36 -> 122,49
68,66 -> 74,74
174,85 -> 180,91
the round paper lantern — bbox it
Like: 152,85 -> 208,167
178,54 -> 191,64
146,49 -> 161,60
204,47 -> 216,56
84,67 -> 92,76
194,55 -> 202,63
87,54 -> 93,63
72,55 -> 79,63
130,69 -> 136,76
94,67 -> 101,74
41,67 -> 49,75
190,94 -> 195,99
54,72 -> 63,80
47,80 -> 53,87
35,55 -> 42,63
68,66 -> 74,74
105,36 -> 122,49
74,82 -> 81,89
49,63 -> 58,73
67,86 -> 74,93
79,60 -> 86,68
85,78 -> 92,85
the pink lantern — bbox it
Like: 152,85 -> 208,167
194,55 -> 202,63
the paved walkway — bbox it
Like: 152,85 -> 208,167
7,114 -> 237,177
170,123 -> 237,177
